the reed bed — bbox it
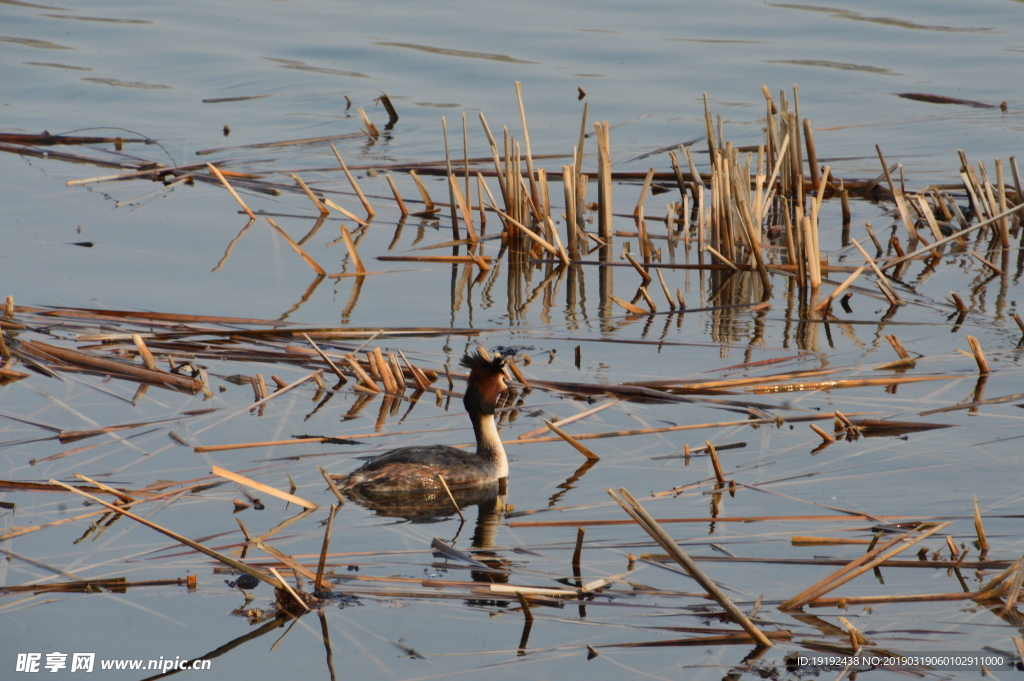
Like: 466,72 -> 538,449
3,82 -> 1024,678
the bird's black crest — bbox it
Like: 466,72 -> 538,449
459,351 -> 505,374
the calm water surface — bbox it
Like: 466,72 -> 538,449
3,1 -> 1024,679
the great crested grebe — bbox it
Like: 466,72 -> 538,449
336,351 -> 508,495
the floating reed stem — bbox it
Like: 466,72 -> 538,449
212,465 -> 318,509
609,488 -> 773,647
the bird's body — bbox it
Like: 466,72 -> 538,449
336,352 -> 509,496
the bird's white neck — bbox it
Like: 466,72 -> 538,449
473,413 -> 508,479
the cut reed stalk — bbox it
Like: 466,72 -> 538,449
965,335 -> 990,374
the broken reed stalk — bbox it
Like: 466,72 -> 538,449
314,504 -> 338,592
809,423 -> 834,443
265,218 -> 326,275
973,495 -> 989,550
317,465 -> 345,504
595,121 -> 612,241
813,264 -> 866,312
302,333 -> 348,384
572,527 -> 585,568
327,144 -> 374,217
449,174 -> 478,242
385,174 -> 409,217
207,163 -> 256,219
51,480 -> 285,589
851,238 -> 899,304
608,488 -> 773,647
965,335 -> 990,374
291,174 -> 330,215
268,566 -> 310,610
131,334 -> 157,371
514,82 -> 539,211
544,420 -> 600,460
705,440 -> 725,485
338,226 -> 366,275
356,107 -> 379,138
779,522 -> 949,609
885,201 -> 1024,269
436,474 -> 466,522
